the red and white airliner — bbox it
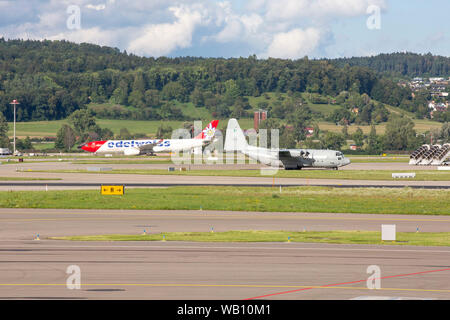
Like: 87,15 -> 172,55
78,120 -> 219,156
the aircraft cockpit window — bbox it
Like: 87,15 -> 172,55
336,152 -> 343,156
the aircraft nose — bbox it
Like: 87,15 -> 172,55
344,158 -> 351,165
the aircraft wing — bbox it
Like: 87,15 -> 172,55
278,150 -> 299,169
123,139 -> 164,155
137,139 -> 163,153
278,150 -> 315,169
202,137 -> 219,147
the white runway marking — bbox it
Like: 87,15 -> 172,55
1,242 -> 449,253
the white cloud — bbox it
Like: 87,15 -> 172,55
240,14 -> 263,34
127,5 -> 206,56
265,27 -> 321,59
0,1 -> 210,56
85,4 -> 106,11
47,27 -> 122,47
206,4 -> 264,46
207,0 -> 388,58
265,0 -> 387,21
37,11 -> 66,29
214,18 -> 242,43
0,0 -> 395,58
245,0 -> 267,12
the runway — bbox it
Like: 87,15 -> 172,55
0,161 -> 448,190
1,241 -> 449,300
0,208 -> 449,300
2,208 -> 450,240
0,159 -> 438,171
1,160 -> 449,300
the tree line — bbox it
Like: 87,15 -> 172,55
331,52 -> 450,77
260,110 -> 449,153
0,39 -> 438,123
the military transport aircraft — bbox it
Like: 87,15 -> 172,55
224,118 -> 350,170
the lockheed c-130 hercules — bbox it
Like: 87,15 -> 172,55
224,118 -> 351,170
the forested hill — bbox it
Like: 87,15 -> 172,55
0,38 -> 150,73
331,52 -> 450,77
0,39 -> 443,122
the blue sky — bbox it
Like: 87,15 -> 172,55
323,0 -> 449,58
0,0 -> 448,58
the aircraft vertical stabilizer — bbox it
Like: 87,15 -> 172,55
224,118 -> 248,152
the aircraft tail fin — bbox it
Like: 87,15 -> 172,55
194,120 -> 219,140
224,118 -> 248,152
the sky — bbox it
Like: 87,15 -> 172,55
0,0 -> 448,59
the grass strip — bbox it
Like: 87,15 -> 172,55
0,186 -> 449,215
34,169 -> 450,181
50,230 -> 450,246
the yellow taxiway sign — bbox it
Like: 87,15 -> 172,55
101,185 -> 124,195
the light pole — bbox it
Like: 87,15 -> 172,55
9,99 -> 19,155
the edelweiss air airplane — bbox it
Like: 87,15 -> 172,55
224,118 -> 351,170
78,120 -> 219,155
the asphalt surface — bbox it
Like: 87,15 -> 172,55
1,159 -> 437,171
0,160 -> 449,300
0,208 -> 449,300
0,161 -> 448,190
2,209 -> 450,239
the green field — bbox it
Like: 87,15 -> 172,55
8,117 -> 440,138
89,101 -> 214,120
300,93 -> 342,116
317,120 -> 442,135
7,119 -> 185,138
8,118 -> 256,138
50,230 -> 450,246
172,101 -> 213,119
247,92 -> 342,116
31,142 -> 55,151
36,168 -> 450,181
1,186 -> 449,215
